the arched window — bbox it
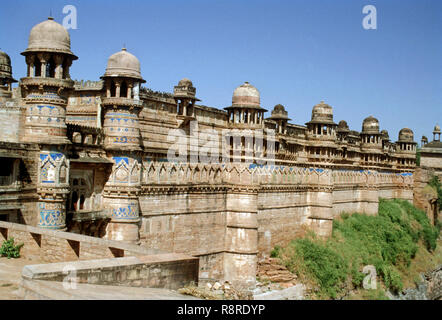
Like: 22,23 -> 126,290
71,191 -> 78,211
120,81 -> 128,98
110,81 -> 116,97
46,56 -> 56,78
34,58 -> 42,77
79,195 -> 85,210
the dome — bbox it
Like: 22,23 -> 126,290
232,82 -> 260,108
178,78 -> 193,87
421,135 -> 428,141
268,104 -> 290,120
337,120 -> 349,131
398,128 -> 414,142
381,129 -> 389,139
0,50 -> 17,82
21,17 -> 77,59
307,101 -> 335,124
102,48 -> 144,81
434,124 -> 441,133
362,116 -> 379,134
174,77 -> 198,100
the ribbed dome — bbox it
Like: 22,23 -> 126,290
381,129 -> 389,139
338,120 -> 349,131
178,78 -> 193,87
21,17 -> 77,59
232,82 -> 260,108
268,104 -> 290,120
308,101 -> 335,124
102,48 -> 144,81
0,50 -> 16,82
434,124 -> 441,133
362,116 -> 379,134
398,128 -> 414,142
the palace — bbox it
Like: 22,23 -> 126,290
0,17 -> 435,288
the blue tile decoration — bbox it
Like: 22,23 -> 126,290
111,202 -> 139,220
37,202 -> 65,229
113,157 -> 129,165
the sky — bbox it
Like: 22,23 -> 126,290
1,0 -> 441,143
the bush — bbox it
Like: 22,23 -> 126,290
0,238 -> 24,259
270,245 -> 281,258
275,199 -> 439,298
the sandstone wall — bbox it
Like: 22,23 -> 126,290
137,162 -> 415,288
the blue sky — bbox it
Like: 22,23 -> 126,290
1,0 -> 441,142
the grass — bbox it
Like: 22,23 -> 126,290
272,199 -> 441,299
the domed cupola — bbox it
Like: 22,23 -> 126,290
21,17 -> 77,80
225,82 -> 267,127
101,48 -> 145,151
398,128 -> 414,142
380,129 -> 389,140
337,120 -> 350,133
360,116 -> 382,150
22,17 -> 77,58
397,128 -> 416,154
362,116 -> 380,134
173,78 -> 200,118
103,48 -> 144,81
0,50 -> 17,97
267,104 -> 291,134
21,17 -> 77,145
433,124 -> 441,142
305,101 -> 337,139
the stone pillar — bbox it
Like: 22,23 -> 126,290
103,154 -> 141,243
224,188 -> 258,289
116,81 -> 121,97
54,55 -> 64,79
38,53 -> 49,78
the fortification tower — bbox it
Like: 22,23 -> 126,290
0,50 -> 17,98
101,48 -> 145,243
396,128 -> 417,169
20,17 -> 77,229
360,116 -> 383,167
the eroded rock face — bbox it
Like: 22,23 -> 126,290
426,265 -> 442,300
257,258 -> 296,283
394,265 -> 442,300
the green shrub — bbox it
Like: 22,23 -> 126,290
0,238 -> 24,259
276,199 -> 439,298
270,245 -> 281,258
284,238 -> 348,298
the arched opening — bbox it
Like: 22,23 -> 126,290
62,59 -> 70,79
79,195 -> 85,210
110,81 -> 116,97
34,58 -> 42,77
71,191 -> 78,211
46,56 -> 56,78
120,81 -> 128,98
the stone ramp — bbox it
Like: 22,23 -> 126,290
20,279 -> 200,300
